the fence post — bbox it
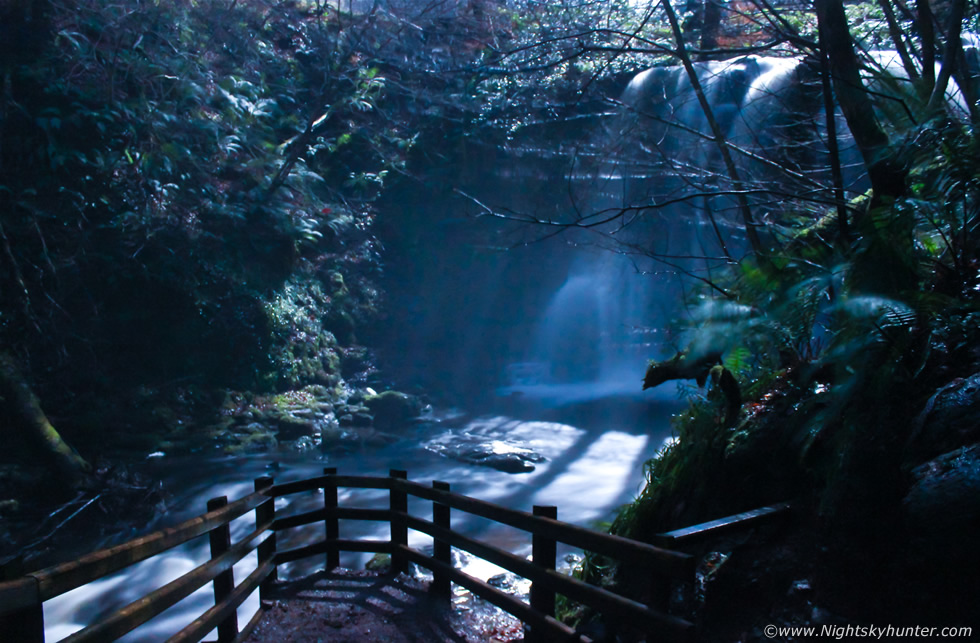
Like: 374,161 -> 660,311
323,467 -> 339,571
0,558 -> 43,643
529,505 -> 558,643
207,496 -> 239,642
254,476 -> 277,601
389,469 -> 408,574
431,481 -> 451,601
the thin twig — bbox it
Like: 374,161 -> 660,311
21,494 -> 103,553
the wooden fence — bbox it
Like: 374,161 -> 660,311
0,468 -> 701,643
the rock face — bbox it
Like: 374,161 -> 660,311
906,372 -> 980,463
902,444 -> 980,554
899,372 -> 980,565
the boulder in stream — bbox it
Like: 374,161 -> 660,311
425,433 -> 546,473
363,390 -> 422,430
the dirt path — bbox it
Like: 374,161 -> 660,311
244,568 -> 525,642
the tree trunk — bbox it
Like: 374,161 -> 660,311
662,0 -> 765,257
927,0 -> 977,122
815,0 -> 907,204
876,0 -> 919,82
0,353 -> 90,484
918,0 -> 936,90
818,25 -> 850,245
699,0 -> 723,59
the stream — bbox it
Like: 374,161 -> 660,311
43,385 -> 681,641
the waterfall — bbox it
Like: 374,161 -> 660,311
500,55 -> 853,404
499,250 -> 677,405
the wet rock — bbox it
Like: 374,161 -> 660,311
292,436 -> 317,451
559,553 -> 583,575
275,414 -> 315,439
486,570 -> 531,600
425,434 -> 545,473
225,428 -> 278,454
457,449 -> 540,473
907,373 -> 980,464
903,443 -> 980,556
487,573 -> 510,589
341,347 -> 375,379
319,425 -> 345,444
351,412 -> 374,427
365,553 -> 391,572
363,391 -> 422,431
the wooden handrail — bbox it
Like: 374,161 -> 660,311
267,473 -> 389,497
26,491 -> 267,602
403,513 -> 694,640
168,558 -> 275,643
266,472 -> 692,574
0,469 -> 711,643
271,505 -> 391,531
391,477 -> 693,578
0,576 -> 38,612
59,519 -> 273,643
396,545 -> 589,643
274,538 -> 392,565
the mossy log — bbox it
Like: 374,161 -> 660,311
644,351 -> 742,425
643,350 -> 722,389
0,352 -> 91,484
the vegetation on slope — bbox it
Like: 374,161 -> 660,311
553,0 -> 980,634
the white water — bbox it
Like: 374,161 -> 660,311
43,398 -> 679,642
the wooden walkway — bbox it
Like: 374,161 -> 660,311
0,468 -> 791,642
242,569 -> 486,643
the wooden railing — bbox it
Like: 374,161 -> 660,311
0,469 -> 698,643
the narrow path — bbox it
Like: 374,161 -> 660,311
245,569 -> 524,643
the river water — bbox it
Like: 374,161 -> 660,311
43,386 -> 680,642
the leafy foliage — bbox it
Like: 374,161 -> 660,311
559,5 -> 980,627
0,0 -> 482,442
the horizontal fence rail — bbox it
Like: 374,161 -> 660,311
0,478 -> 275,643
265,468 -> 697,643
1,467 -> 768,643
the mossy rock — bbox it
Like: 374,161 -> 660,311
224,430 -> 277,455
365,553 -> 391,572
275,414 -> 316,439
363,391 -> 422,431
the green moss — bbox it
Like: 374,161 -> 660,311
224,431 -> 278,455
270,389 -> 316,410
264,278 -> 344,388
365,553 -> 391,571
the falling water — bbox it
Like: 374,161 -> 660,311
496,247 -> 680,407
